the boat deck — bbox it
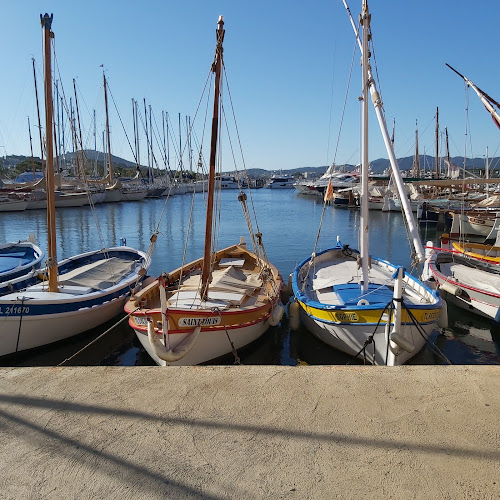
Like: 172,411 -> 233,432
168,264 -> 266,310
306,258 -> 427,307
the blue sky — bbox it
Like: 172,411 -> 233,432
1,0 -> 499,172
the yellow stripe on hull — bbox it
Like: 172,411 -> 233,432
299,301 -> 440,325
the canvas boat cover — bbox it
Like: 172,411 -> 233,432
59,257 -> 137,290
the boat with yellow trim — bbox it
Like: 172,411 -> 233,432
292,244 -> 442,365
291,0 -> 443,365
452,241 -> 500,264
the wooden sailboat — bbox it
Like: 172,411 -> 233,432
0,14 -> 149,359
291,0 -> 443,366
125,16 -> 284,366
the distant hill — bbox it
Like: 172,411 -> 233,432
61,150 -> 138,168
1,152 -> 498,178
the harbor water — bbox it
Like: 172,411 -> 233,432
1,189 -> 499,366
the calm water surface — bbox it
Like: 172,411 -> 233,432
2,189 -> 499,366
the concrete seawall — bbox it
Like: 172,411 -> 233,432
0,366 -> 499,499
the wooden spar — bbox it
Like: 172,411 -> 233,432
41,13 -> 58,292
411,178 -> 500,187
201,16 -> 225,300
435,107 -> 439,179
32,57 -> 45,179
103,72 -> 113,185
360,0 -> 369,294
446,63 -> 500,109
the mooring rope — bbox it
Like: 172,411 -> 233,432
57,308 -> 140,366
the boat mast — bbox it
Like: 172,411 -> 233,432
434,107 -> 439,178
360,0 -> 369,293
412,120 -> 419,177
41,13 -> 58,292
28,116 -> 35,179
32,57 -> 45,178
201,16 -> 225,300
103,72 -> 113,185
342,0 -> 425,262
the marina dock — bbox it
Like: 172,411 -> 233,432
1,365 -> 498,498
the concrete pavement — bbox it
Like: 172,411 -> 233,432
0,366 -> 499,499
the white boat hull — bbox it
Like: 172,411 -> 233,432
0,200 -> 28,212
300,308 -> 432,366
0,246 -> 149,358
133,319 -> 270,366
426,249 -> 500,320
0,293 -> 127,356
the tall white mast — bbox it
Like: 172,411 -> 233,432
342,0 -> 425,262
360,0 -> 369,292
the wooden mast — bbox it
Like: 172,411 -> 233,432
41,13 -> 58,292
201,16 -> 225,300
103,72 -> 113,185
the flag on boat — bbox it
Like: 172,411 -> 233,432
324,179 -> 334,202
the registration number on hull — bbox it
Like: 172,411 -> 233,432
335,312 -> 359,322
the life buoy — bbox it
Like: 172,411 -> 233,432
357,299 -> 369,306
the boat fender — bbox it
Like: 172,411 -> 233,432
439,282 -> 462,297
357,299 -> 369,306
289,301 -> 301,331
437,301 -> 448,329
389,332 -> 415,353
147,319 -> 201,363
269,303 -> 285,326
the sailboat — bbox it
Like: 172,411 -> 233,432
421,66 -> 500,321
125,16 -> 284,366
423,241 -> 500,320
290,0 -> 443,366
0,237 -> 44,295
0,14 -> 149,359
